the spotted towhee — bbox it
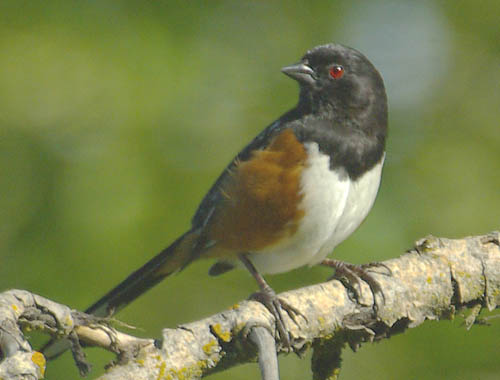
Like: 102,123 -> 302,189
43,43 -> 388,357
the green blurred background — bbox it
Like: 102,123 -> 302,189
1,1 -> 499,379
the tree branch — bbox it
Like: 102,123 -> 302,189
0,232 -> 498,380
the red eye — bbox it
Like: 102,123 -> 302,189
329,65 -> 344,79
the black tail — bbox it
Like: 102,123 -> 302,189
85,232 -> 192,317
42,231 -> 193,360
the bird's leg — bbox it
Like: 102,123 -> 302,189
321,259 -> 391,307
238,253 -> 304,349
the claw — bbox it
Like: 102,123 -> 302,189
239,253 -> 307,349
321,259 -> 388,306
362,261 -> 392,276
250,288 -> 306,349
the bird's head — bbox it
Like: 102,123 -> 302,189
282,44 -> 387,124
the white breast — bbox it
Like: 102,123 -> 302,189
313,151 -> 385,263
247,143 -> 384,274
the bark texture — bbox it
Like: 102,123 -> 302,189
0,232 -> 498,380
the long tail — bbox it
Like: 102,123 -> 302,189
41,231 -> 195,360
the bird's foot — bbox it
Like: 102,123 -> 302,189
321,259 -> 391,308
250,286 -> 306,350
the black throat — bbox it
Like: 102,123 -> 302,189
291,95 -> 387,181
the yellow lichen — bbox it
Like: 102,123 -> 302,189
317,316 -> 326,328
65,316 -> 73,327
169,366 -> 201,380
211,323 -> 232,342
153,347 -> 222,379
427,276 -> 433,284
157,361 -> 166,380
202,339 -> 217,355
31,351 -> 46,377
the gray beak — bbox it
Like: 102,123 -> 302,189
281,62 -> 316,85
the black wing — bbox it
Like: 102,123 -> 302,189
191,107 -> 302,229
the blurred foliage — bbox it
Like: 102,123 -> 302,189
1,1 -> 499,379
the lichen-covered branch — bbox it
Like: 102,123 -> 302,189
0,232 -> 499,380
0,290 -> 153,377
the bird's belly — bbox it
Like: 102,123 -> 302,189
248,143 -> 349,274
248,147 -> 384,275
314,154 -> 385,261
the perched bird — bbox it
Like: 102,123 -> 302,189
43,43 -> 388,358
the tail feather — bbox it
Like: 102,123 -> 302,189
41,231 -> 194,360
86,231 -> 193,317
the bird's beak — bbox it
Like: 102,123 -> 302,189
281,62 -> 316,85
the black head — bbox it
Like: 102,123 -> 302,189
282,44 -> 387,133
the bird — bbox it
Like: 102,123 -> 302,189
42,43 -> 388,359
